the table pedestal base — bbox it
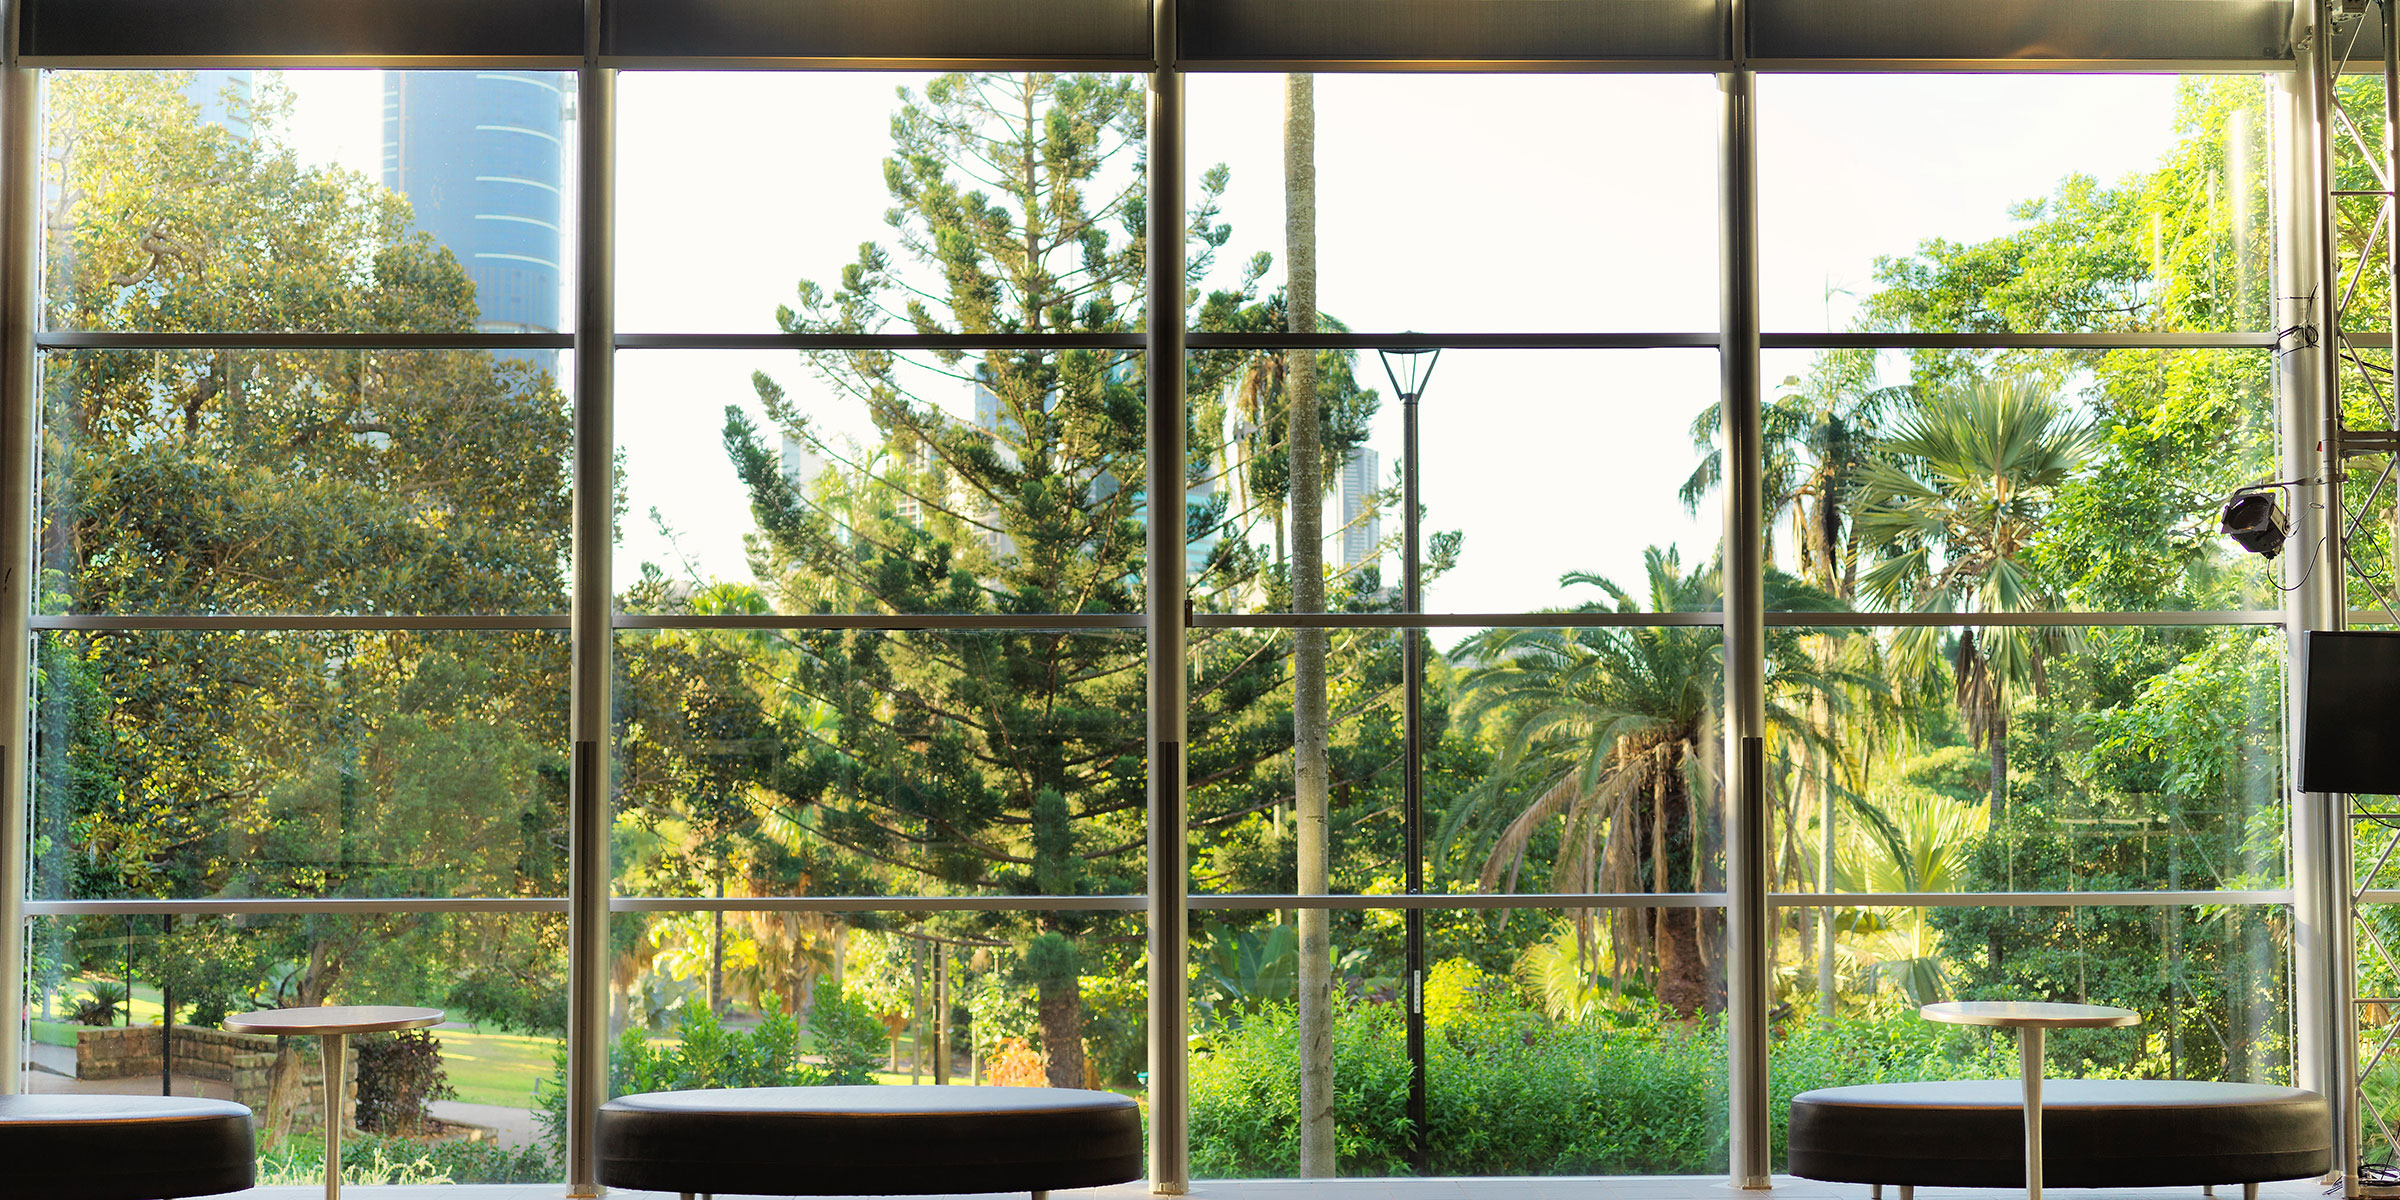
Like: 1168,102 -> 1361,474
321,1031 -> 346,1200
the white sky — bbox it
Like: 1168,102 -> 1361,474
283,69 -> 2213,615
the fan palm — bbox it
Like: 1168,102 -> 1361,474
1855,375 -> 2097,808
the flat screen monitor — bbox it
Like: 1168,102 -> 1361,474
2303,630 -> 2400,794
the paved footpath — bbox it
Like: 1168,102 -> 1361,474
428,1100 -> 539,1148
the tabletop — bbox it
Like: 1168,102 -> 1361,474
1919,1001 -> 2140,1029
223,1005 -> 444,1036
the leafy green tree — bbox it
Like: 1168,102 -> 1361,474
716,71 -> 1272,1086
33,71 -> 572,1068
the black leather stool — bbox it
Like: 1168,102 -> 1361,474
597,1084 -> 1141,1200
0,1094 -> 255,1200
1790,1079 -> 2329,1200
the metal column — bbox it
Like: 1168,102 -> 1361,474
1145,0 -> 1190,1190
565,1 -> 617,1192
2276,0 -> 2351,1187
1720,0 -> 1772,1186
0,0 -> 33,1098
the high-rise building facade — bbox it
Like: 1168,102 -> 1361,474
382,71 -> 567,337
1335,445 -> 1380,574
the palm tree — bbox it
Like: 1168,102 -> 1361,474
1686,349 -> 1910,1012
1444,548 -> 1857,1016
1855,375 -> 2097,810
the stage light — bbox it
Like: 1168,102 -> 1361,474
2219,486 -> 2290,559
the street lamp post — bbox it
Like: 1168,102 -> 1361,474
1378,344 -> 1440,1176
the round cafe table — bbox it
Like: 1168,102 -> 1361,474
1920,1001 -> 2139,1200
224,1005 -> 443,1200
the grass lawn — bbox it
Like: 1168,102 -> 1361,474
430,1024 -> 557,1109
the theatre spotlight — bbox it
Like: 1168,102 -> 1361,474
2219,485 -> 2290,560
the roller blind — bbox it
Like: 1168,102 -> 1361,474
1180,0 -> 1725,65
603,0 -> 1152,62
1749,0 -> 2293,64
18,0 -> 582,60
10,0 -> 2335,68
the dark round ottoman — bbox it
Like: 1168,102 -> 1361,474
596,1084 -> 1142,1199
0,1094 -> 255,1200
1789,1079 -> 2329,1199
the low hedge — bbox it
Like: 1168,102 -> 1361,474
1190,999 -> 2020,1177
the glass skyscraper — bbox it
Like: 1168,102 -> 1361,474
382,71 -> 567,337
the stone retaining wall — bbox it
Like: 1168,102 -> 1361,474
76,1024 -> 356,1128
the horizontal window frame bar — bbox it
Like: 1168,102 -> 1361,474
1199,611 -> 2282,630
28,890 -> 2293,917
614,895 -> 1145,913
36,331 -> 575,351
27,898 -> 569,915
616,332 -> 1143,351
1767,610 -> 2283,627
14,57 -> 2301,75
1196,893 -> 1726,910
607,56 -> 1156,72
33,614 -> 569,631
615,613 -> 1144,631
20,55 -> 587,70
30,331 -> 2278,354
1762,332 -> 2277,350
1196,612 -> 1724,629
1772,889 -> 2290,907
1186,332 -> 1720,351
37,611 -> 2283,634
2361,890 -> 2400,904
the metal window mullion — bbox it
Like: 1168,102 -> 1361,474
1720,1 -> 1771,1184
1145,0 -> 1190,1190
0,0 -> 35,1099
564,7 -> 614,1194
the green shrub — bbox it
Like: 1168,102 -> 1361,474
1191,1001 -> 2024,1177
259,1130 -> 551,1185
806,984 -> 888,1086
535,994 -> 859,1168
356,1029 -> 457,1135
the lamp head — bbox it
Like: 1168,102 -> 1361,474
2219,486 -> 2290,560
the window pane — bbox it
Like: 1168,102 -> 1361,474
33,630 -> 569,901
1190,629 -> 1405,898
1191,348 -> 1723,615
45,69 -> 573,335
1761,75 -> 2272,335
1185,74 -> 1720,334
1439,624 -> 1727,897
1765,900 -> 2288,1149
41,349 -> 571,617
605,912 -> 1147,1092
1188,909 -> 1729,1177
24,912 -> 564,1185
617,347 -> 1147,617
614,629 -> 1146,899
1756,347 -> 2278,613
617,72 -> 1147,335
1779,623 -> 2287,896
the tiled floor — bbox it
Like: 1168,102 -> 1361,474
197,1179 -> 2347,1200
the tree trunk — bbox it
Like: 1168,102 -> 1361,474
1656,908 -> 1711,1016
1989,706 -> 2009,815
1813,683 -> 1837,1016
1285,71 -> 1336,1180
1037,977 -> 1085,1089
